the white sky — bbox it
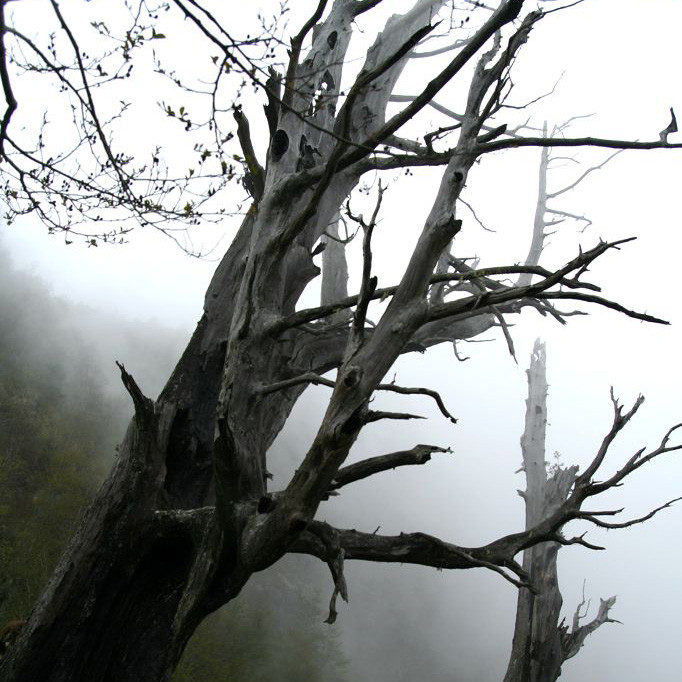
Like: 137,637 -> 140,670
3,1 -> 682,680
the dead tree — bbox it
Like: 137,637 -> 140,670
0,2 -> 680,681
504,341 -> 620,682
501,132 -> 638,680
502,338 -> 682,680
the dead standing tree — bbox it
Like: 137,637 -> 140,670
504,340 -> 681,681
0,2 -> 681,681
504,341 -> 605,681
500,136 -> 628,680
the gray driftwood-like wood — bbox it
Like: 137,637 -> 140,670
503,341 -> 617,682
0,2 -> 680,681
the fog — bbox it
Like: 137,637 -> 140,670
3,0 -> 682,680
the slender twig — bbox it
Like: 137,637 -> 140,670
0,1 -> 17,157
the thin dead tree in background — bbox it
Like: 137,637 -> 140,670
503,338 -> 681,681
504,341 -> 615,681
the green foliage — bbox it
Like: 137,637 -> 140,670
0,250 -> 120,621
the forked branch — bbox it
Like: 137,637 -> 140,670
273,241 -> 645,333
293,389 -> 682,600
561,596 -> 619,661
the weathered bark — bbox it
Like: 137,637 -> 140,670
0,220 -> 251,681
503,341 -> 616,682
0,2 -> 676,681
0,4 -> 513,678
321,216 -> 352,326
504,340 -> 569,681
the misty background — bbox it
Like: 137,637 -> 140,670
2,0 -> 682,680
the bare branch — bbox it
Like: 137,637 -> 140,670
534,291 -> 668,326
283,0 -> 329,108
329,444 -> 451,492
412,37 -> 468,58
274,255 -> 611,333
555,531 -> 605,551
0,1 -> 17,157
544,0 -> 588,15
547,148 -> 624,199
574,391 -> 644,486
561,596 -> 619,661
431,240 -> 669,327
337,0 -> 533,170
364,410 -> 425,423
389,93 -> 525,141
587,420 -> 682,495
458,197 -> 496,232
291,525 -> 532,580
257,372 -> 336,395
491,306 -> 517,360
233,106 -> 265,201
307,521 -> 348,624
385,134 -> 427,154
115,361 -> 154,420
360,148 -> 453,172
351,0 -> 387,17
377,382 -> 458,423
348,183 -> 385,346
580,497 -> 682,529
478,135 -> 682,154
545,207 -> 591,225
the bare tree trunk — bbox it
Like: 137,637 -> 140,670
504,341 -> 616,682
504,340 -> 570,682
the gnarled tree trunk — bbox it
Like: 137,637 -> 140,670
0,2 -> 676,681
